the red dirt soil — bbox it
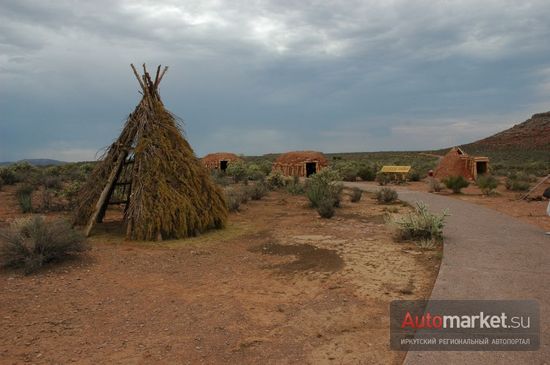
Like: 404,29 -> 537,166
0,189 -> 440,364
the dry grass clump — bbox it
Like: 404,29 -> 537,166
0,216 -> 88,274
390,202 -> 449,244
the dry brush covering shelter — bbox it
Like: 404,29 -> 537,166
272,151 -> 328,177
74,64 -> 227,241
434,147 -> 489,181
202,152 -> 242,172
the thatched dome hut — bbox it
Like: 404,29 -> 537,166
272,151 -> 328,177
202,152 -> 242,172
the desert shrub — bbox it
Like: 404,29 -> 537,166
286,176 -> 305,195
211,170 -> 231,186
357,165 -> 376,181
250,182 -> 268,200
392,202 -> 449,243
226,161 -> 247,183
16,184 -> 34,213
305,168 -> 342,208
443,175 -> 469,193
42,176 -> 63,190
0,177 -> 3,191
316,198 -> 335,219
335,161 -> 359,182
246,164 -> 266,181
427,178 -> 444,192
225,189 -> 242,212
476,175 -> 499,195
408,171 -> 421,182
61,181 -> 82,210
375,172 -> 390,186
0,216 -> 88,274
0,168 -> 18,185
10,162 -> 39,184
376,187 -> 398,204
349,187 -> 363,202
505,178 -> 530,192
266,171 -> 285,190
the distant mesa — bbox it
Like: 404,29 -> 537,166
0,159 -> 67,166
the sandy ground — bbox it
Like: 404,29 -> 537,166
357,177 -> 550,231
0,188 -> 440,364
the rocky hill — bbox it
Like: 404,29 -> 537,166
462,111 -> 550,151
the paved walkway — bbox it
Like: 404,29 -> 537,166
345,183 -> 550,364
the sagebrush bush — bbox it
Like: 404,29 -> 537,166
266,171 -> 285,190
376,187 -> 398,204
42,176 -> 63,190
316,198 -> 335,218
16,184 -> 34,213
0,168 -> 18,185
443,175 -> 469,193
61,181 -> 82,210
349,187 -> 363,202
305,169 -> 342,208
392,202 -> 449,243
427,178 -> 444,193
250,182 -> 268,200
505,178 -> 530,192
408,171 -> 421,182
225,189 -> 242,212
375,172 -> 390,186
226,161 -> 247,183
246,164 -> 266,181
476,175 -> 499,195
0,216 -> 88,274
357,166 -> 376,181
286,176 -> 305,195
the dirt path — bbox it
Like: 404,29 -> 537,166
0,190 -> 440,364
346,182 -> 550,364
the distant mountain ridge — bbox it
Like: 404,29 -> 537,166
0,159 -> 67,166
461,111 -> 550,151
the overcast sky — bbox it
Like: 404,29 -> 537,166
1,0 -> 549,162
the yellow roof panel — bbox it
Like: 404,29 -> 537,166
380,165 -> 411,173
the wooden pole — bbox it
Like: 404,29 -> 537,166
84,152 -> 127,237
519,174 -> 550,200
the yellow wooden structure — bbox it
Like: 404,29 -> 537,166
379,166 -> 412,182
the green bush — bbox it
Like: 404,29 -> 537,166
427,178 -> 444,192
375,172 -> 390,186
61,181 -> 82,210
266,171 -> 285,190
16,184 -> 34,213
246,164 -> 266,181
408,171 -> 421,182
357,165 -> 376,181
393,202 -> 449,243
476,175 -> 499,195
505,178 -> 530,192
0,168 -> 18,185
349,187 -> 363,202
250,182 -> 268,200
0,216 -> 88,274
0,176 -> 3,191
305,168 -> 342,208
286,176 -> 305,195
335,161 -> 359,182
42,176 -> 63,190
316,198 -> 335,218
376,187 -> 398,204
443,175 -> 469,193
226,161 -> 247,183
225,189 -> 242,212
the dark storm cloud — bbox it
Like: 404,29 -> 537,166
1,0 -> 550,161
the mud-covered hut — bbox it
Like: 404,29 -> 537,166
74,64 -> 227,241
202,152 -> 242,172
434,147 -> 489,181
272,151 -> 328,177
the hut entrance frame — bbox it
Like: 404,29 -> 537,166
306,162 -> 317,177
220,160 -> 228,172
476,160 -> 488,175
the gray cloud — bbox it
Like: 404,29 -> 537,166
1,0 -> 550,161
